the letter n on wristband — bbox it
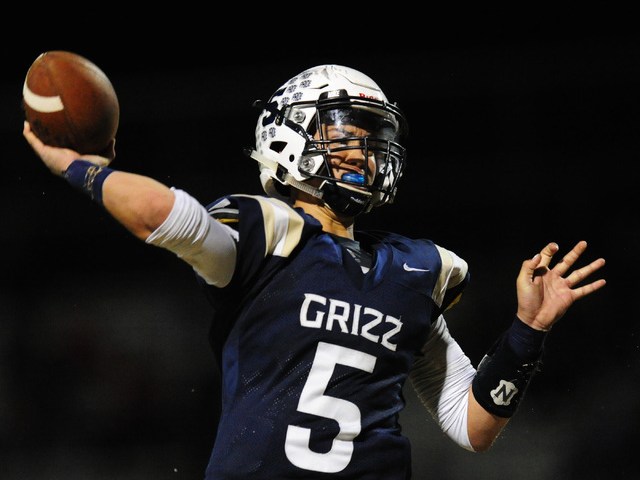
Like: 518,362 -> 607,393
472,318 -> 546,418
64,160 -> 114,204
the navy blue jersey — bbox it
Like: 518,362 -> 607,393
200,194 -> 469,479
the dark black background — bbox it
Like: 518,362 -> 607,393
2,8 -> 637,480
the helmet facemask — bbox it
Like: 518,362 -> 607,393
298,94 -> 406,215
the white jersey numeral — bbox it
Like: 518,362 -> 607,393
284,342 -> 377,473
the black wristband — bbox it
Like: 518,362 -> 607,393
505,316 -> 548,362
471,317 -> 546,418
63,160 -> 114,204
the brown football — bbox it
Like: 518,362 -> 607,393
22,51 -> 119,155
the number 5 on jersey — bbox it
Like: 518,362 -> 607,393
285,342 -> 377,473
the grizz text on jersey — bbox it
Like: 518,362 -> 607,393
299,293 -> 403,351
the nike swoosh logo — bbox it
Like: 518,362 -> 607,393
403,263 -> 430,272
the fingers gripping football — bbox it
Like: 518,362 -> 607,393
23,121 -> 111,176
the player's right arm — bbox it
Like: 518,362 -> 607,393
23,121 -> 237,287
23,121 -> 173,239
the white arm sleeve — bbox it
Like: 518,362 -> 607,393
145,188 -> 237,287
409,315 -> 477,451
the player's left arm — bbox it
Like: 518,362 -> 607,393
409,246 -> 475,451
467,241 -> 606,451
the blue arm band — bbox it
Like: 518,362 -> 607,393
471,317 -> 547,418
63,160 -> 114,205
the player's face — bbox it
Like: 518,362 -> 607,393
319,122 -> 377,187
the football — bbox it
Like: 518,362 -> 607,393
22,51 -> 120,156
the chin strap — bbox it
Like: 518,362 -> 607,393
319,180 -> 373,217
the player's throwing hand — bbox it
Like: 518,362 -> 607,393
23,121 -> 112,176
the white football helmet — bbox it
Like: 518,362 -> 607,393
248,64 -> 407,216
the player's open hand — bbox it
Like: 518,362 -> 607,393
23,121 -> 112,176
516,241 -> 606,331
